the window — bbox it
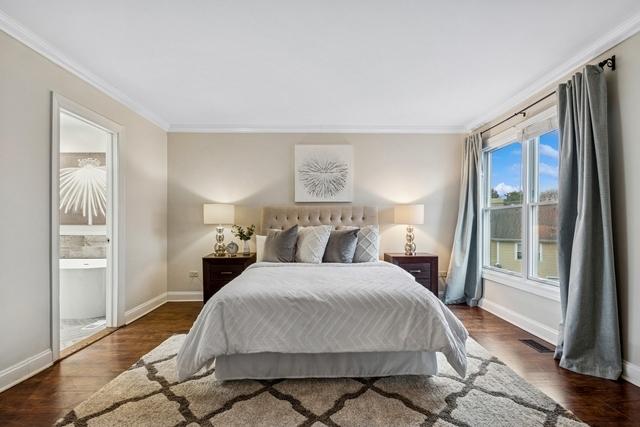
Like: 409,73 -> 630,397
530,129 -> 559,281
482,111 -> 559,285
485,141 -> 523,274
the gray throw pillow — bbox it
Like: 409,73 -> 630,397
296,225 -> 332,263
337,225 -> 379,263
263,225 -> 298,262
323,229 -> 358,263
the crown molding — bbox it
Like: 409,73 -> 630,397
465,10 -> 640,132
167,124 -> 466,134
3,6 -> 639,136
0,9 -> 170,131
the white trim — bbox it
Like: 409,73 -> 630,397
467,11 -> 640,131
478,298 -> 558,345
124,293 -> 168,324
167,291 -> 204,302
0,350 -> 53,393
168,124 -> 466,134
0,9 -> 169,130
51,93 -> 126,363
622,360 -> 640,387
483,269 -> 560,302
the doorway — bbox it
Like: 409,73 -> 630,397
51,94 -> 123,359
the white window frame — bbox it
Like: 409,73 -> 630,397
480,107 -> 560,302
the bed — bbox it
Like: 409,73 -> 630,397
176,206 -> 468,381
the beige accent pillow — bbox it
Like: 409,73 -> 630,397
295,225 -> 332,264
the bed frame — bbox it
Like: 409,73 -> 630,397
215,205 -> 438,380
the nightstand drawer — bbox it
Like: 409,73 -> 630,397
384,253 -> 438,296
207,264 -> 245,281
397,262 -> 431,279
202,253 -> 256,304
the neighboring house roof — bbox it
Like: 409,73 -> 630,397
490,205 -> 557,241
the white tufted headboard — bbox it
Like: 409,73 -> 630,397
261,206 -> 378,232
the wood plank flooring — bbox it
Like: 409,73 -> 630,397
0,302 -> 638,426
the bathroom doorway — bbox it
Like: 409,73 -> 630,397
51,94 -> 123,359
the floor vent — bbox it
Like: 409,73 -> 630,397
520,339 -> 554,353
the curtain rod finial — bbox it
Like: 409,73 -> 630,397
598,55 -> 616,71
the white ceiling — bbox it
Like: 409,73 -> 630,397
1,1 -> 640,132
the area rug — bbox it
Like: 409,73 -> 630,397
55,335 -> 586,426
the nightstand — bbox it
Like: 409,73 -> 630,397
383,252 -> 439,296
202,253 -> 256,304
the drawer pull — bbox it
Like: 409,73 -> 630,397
220,271 -> 234,275
409,269 -> 422,274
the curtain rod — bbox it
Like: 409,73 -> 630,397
480,55 -> 616,136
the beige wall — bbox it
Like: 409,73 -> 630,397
167,133 -> 463,294
478,31 -> 640,375
0,31 -> 167,371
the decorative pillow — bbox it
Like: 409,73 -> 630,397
263,225 -> 298,262
296,225 -> 332,264
255,235 -> 266,262
323,229 -> 359,263
337,225 -> 380,263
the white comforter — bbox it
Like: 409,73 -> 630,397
176,261 -> 468,380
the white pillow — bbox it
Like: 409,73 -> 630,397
295,225 -> 332,263
256,235 -> 266,262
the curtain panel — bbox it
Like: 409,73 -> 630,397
554,65 -> 621,379
445,133 -> 482,306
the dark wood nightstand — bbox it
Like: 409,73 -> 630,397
202,253 -> 256,304
383,252 -> 439,296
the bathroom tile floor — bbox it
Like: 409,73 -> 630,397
60,317 -> 106,350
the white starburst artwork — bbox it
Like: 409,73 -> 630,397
295,145 -> 353,202
60,156 -> 107,225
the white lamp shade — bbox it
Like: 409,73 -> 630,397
394,204 -> 424,225
203,204 -> 235,225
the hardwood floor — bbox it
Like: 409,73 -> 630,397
0,302 -> 638,426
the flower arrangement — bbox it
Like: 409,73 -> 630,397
231,224 -> 256,255
231,224 -> 256,241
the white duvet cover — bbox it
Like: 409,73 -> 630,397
176,261 -> 468,381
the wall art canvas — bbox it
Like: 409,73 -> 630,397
59,152 -> 107,225
295,145 -> 353,202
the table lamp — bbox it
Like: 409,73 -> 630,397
203,203 -> 235,256
394,204 -> 424,255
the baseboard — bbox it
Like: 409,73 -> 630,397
167,291 -> 203,302
479,298 -> 640,386
622,360 -> 640,387
478,297 -> 558,345
0,349 -> 53,393
124,292 -> 168,324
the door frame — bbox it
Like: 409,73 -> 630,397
51,93 -> 126,361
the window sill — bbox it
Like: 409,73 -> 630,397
482,268 -> 561,302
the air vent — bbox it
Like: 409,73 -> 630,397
520,339 -> 554,353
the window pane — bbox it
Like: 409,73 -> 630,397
487,207 -> 522,273
488,142 -> 522,206
532,204 -> 559,281
534,130 -> 559,202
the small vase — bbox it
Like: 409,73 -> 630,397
242,240 -> 250,256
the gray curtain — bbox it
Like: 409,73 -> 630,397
445,133 -> 482,306
554,65 -> 621,379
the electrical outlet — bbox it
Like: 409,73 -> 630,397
438,271 -> 447,279
188,271 -> 199,278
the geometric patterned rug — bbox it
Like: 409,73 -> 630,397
55,335 -> 587,426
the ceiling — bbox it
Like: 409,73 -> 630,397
1,1 -> 640,132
